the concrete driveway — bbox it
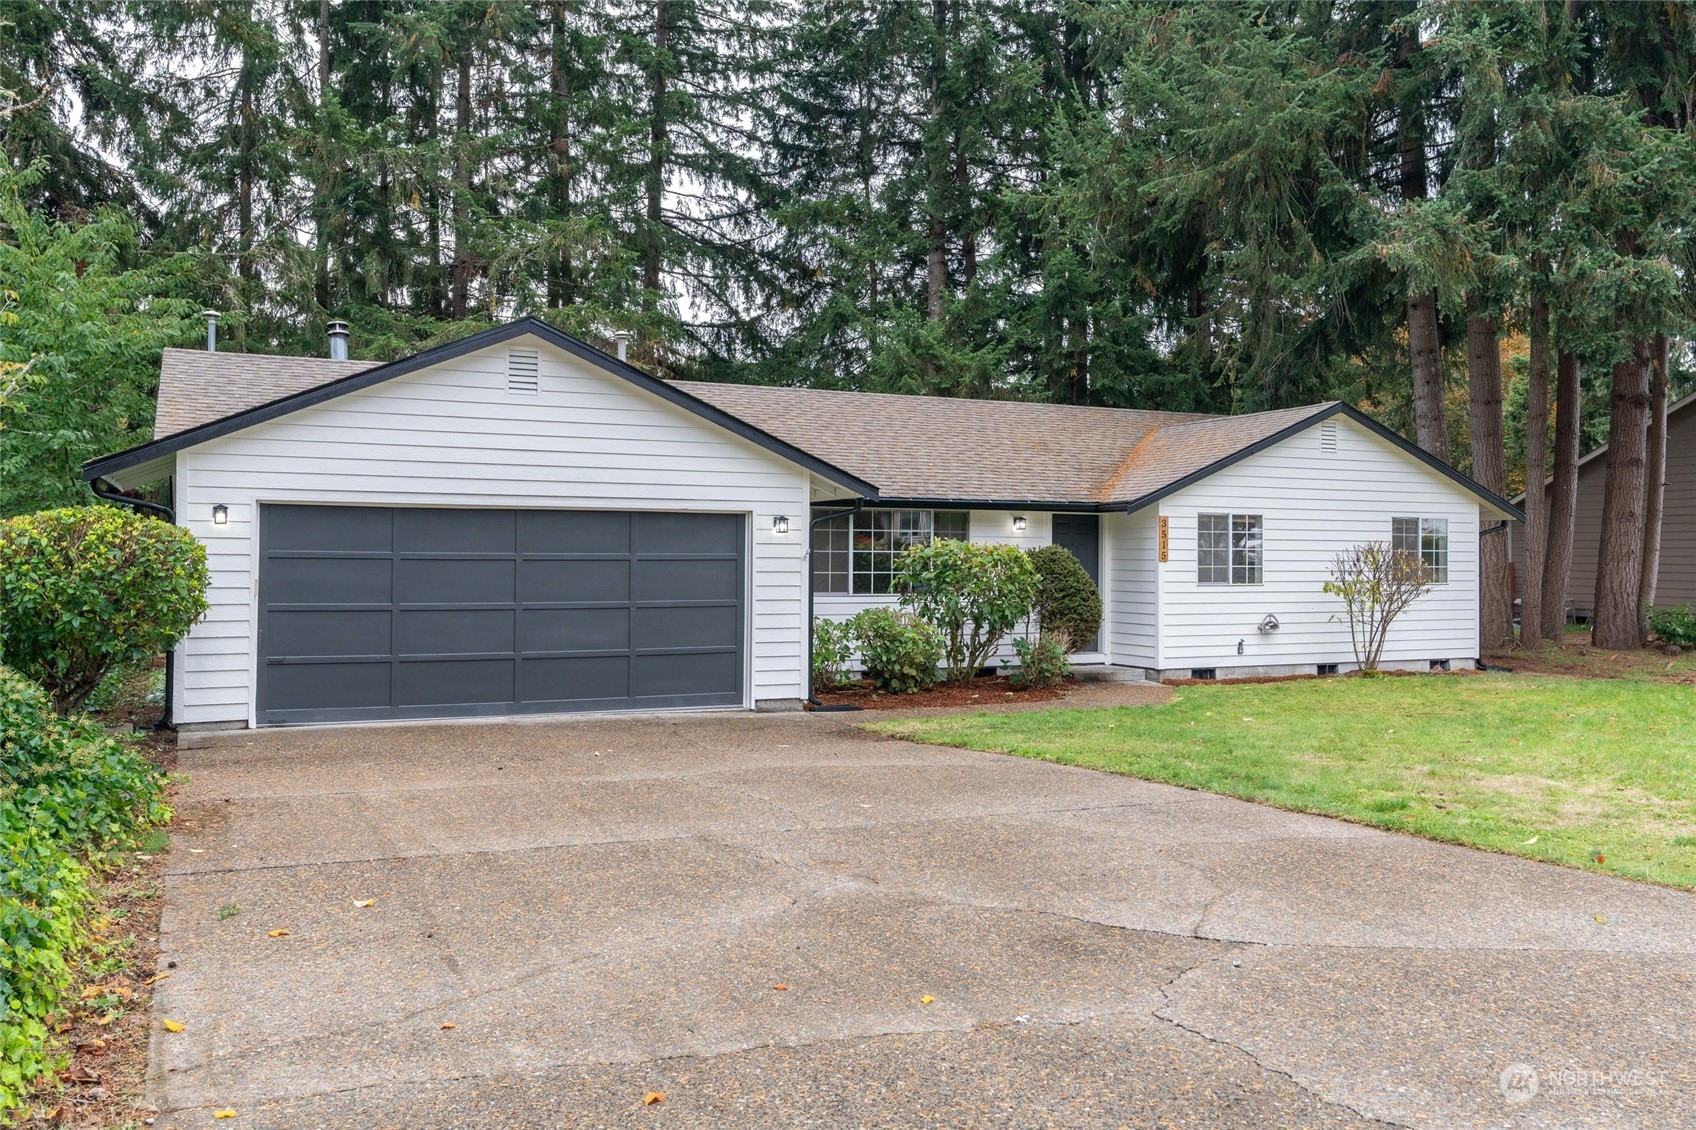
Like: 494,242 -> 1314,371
154,713 -> 1693,1128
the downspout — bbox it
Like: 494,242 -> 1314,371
89,478 -> 177,730
1477,520 -> 1510,672
805,499 -> 865,712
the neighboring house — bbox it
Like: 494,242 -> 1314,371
84,318 -> 1520,729
1510,389 -> 1696,622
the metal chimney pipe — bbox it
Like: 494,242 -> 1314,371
203,310 -> 220,352
327,320 -> 350,361
612,330 -> 633,362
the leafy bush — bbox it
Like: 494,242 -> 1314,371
0,665 -> 168,1111
812,617 -> 857,691
1322,543 -> 1433,671
1027,546 -> 1102,653
894,540 -> 1039,682
0,506 -> 209,714
848,608 -> 942,694
1010,632 -> 1071,690
1647,604 -> 1696,648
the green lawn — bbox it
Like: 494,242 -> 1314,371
872,674 -> 1696,890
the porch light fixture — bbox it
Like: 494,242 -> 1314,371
1012,515 -> 1027,532
773,515 -> 790,535
211,503 -> 229,526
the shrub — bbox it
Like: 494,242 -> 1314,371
0,666 -> 168,1111
1647,604 -> 1696,648
848,608 -> 942,694
1010,632 -> 1071,690
894,540 -> 1039,682
0,506 -> 209,714
812,617 -> 857,691
1026,546 -> 1102,653
1322,543 -> 1433,671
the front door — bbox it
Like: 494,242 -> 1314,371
1050,514 -> 1101,651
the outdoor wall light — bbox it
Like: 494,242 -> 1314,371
773,515 -> 790,535
212,504 -> 229,526
1012,515 -> 1027,532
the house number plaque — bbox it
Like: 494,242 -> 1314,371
1158,516 -> 1169,562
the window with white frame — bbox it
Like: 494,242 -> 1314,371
1197,513 -> 1262,584
1392,517 -> 1448,583
811,509 -> 970,594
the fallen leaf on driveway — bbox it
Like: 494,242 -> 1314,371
440,1022 -> 457,1030
144,972 -> 170,985
213,1110 -> 237,1119
353,899 -> 375,908
267,929 -> 290,938
162,1019 -> 185,1033
643,1092 -> 665,1105
771,984 -> 789,991
1594,914 -> 1607,924
920,995 -> 935,1005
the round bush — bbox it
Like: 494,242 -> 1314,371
0,506 -> 209,714
1026,545 -> 1102,654
848,607 -> 942,694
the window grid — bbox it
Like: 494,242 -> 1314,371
1197,513 -> 1262,585
1392,517 -> 1448,583
811,509 -> 969,594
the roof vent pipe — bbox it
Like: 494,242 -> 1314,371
203,310 -> 220,352
612,329 -> 633,362
327,320 -> 350,361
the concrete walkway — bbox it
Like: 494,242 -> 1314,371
153,714 -> 1694,1128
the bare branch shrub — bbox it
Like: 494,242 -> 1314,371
1323,543 -> 1434,672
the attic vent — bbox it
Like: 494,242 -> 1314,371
1319,421 -> 1338,453
507,348 -> 540,395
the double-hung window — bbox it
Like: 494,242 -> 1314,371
811,509 -> 969,594
1392,517 -> 1449,583
1197,514 -> 1262,585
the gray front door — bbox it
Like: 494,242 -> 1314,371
1050,513 -> 1102,651
257,505 -> 744,725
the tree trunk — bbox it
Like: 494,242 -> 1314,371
1519,291 -> 1551,648
1467,312 -> 1512,651
1540,349 -> 1581,637
644,0 -> 668,302
1639,332 -> 1669,613
1397,30 -> 1447,461
314,0 -> 332,315
450,42 -> 473,321
1591,338 -> 1652,648
547,0 -> 573,307
924,0 -> 949,325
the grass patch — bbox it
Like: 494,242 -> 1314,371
872,674 -> 1696,889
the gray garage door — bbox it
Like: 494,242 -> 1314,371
257,505 -> 744,725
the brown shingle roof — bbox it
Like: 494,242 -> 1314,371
148,346 -> 1340,506
153,348 -> 380,439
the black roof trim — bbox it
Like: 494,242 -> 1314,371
1119,403 -> 1525,521
82,318 -> 881,497
855,497 -> 1113,513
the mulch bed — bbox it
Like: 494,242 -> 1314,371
810,674 -> 1069,710
21,732 -> 176,1129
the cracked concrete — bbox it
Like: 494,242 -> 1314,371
151,713 -> 1694,1128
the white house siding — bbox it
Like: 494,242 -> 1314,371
1104,509 -> 1158,668
169,337 -> 812,726
1151,416 -> 1482,676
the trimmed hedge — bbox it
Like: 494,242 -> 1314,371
0,506 -> 209,714
1027,545 -> 1102,653
0,666 -> 168,1112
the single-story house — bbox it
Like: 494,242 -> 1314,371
84,318 -> 1520,729
1509,388 -> 1696,622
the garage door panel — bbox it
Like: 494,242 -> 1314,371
267,609 -> 390,658
636,513 -> 740,554
517,656 -> 630,703
266,557 -> 392,605
265,505 -> 392,553
520,559 -> 629,603
394,608 -> 514,657
395,558 -> 515,604
259,505 -> 743,723
519,510 -> 631,554
633,604 -> 738,650
395,659 -> 514,706
635,651 -> 740,698
519,607 -> 630,653
636,557 -> 739,601
267,661 -> 392,711
395,508 -> 515,553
